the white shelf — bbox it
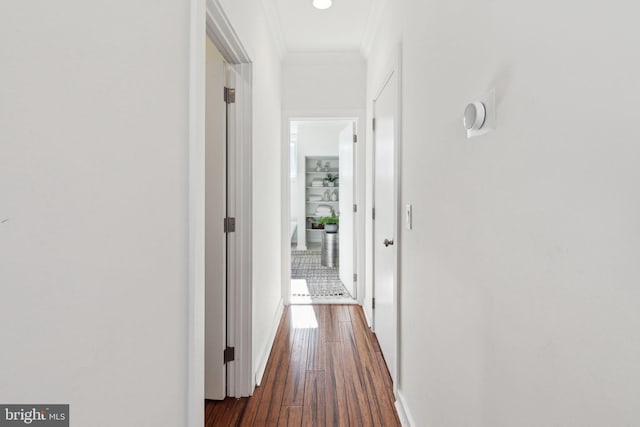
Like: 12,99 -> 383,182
306,169 -> 339,174
305,155 -> 339,244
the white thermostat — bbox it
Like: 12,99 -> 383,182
463,102 -> 486,130
464,89 -> 495,138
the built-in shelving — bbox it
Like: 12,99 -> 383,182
305,156 -> 339,244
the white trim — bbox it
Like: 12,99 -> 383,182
283,51 -> 365,66
281,110 -> 367,308
259,0 -> 287,58
393,44 -> 404,393
190,3 -> 254,422
206,0 -> 255,398
395,44 -> 403,397
393,45 -> 404,393
226,63 -> 254,398
395,390 -> 416,427
283,109 -> 366,119
187,1 -> 206,426
254,299 -> 285,386
362,305 -> 373,327
281,115 -> 291,309
360,0 -> 388,57
235,63 -> 254,397
206,0 -> 251,63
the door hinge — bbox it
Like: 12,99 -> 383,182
224,87 -> 236,104
372,208 -> 376,220
372,298 -> 376,309
353,134 -> 358,143
224,346 -> 235,363
353,273 -> 358,282
224,217 -> 236,233
372,118 -> 376,132
353,204 -> 358,213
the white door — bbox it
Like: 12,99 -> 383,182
204,36 -> 227,400
373,71 -> 398,382
339,123 -> 356,297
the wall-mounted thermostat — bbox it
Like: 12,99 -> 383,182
463,102 -> 486,130
464,89 -> 495,138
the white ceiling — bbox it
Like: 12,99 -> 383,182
263,0 -> 384,53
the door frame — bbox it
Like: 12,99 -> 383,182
203,35 -> 228,401
370,47 -> 402,394
281,111 -> 367,306
188,1 -> 253,426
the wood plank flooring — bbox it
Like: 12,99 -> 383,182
205,304 -> 400,426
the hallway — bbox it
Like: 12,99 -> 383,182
205,305 -> 400,426
6,0 -> 640,425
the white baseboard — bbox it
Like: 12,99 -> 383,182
363,304 -> 373,327
254,298 -> 284,386
395,389 -> 416,427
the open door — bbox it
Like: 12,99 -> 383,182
339,123 -> 356,297
373,71 -> 398,383
204,36 -> 227,400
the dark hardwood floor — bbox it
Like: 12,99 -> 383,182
205,304 -> 401,426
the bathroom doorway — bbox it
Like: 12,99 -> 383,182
288,119 -> 358,304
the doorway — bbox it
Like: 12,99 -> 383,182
372,66 -> 400,386
191,4 -> 254,420
288,119 -> 358,304
204,35 -> 228,400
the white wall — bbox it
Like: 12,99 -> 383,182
283,52 -> 366,112
368,0 -> 640,425
0,1 -> 190,425
218,0 -> 284,384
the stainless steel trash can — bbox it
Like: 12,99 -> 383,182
321,232 -> 339,267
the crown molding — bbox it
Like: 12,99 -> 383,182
283,50 -> 365,65
260,0 -> 288,58
360,0 -> 387,57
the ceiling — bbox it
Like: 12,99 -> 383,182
263,0 -> 385,54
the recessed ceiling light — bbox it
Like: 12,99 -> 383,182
312,0 -> 332,10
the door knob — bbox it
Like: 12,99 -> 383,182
383,238 -> 394,247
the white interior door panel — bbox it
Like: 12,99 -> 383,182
373,71 -> 398,383
204,37 -> 227,400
